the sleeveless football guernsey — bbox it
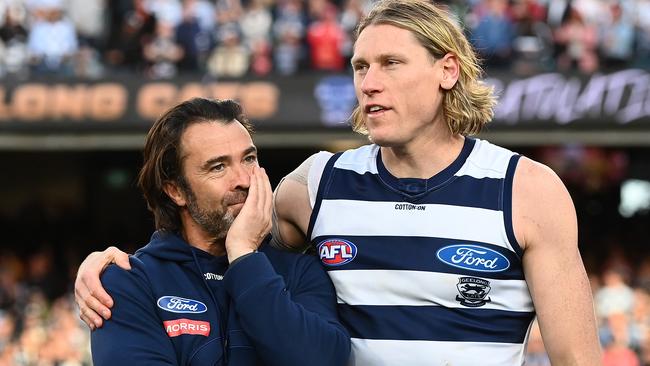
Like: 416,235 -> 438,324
308,138 -> 535,365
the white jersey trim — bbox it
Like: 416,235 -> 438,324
455,139 -> 512,179
307,151 -> 334,208
332,145 -> 379,175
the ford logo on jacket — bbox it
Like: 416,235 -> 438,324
157,296 -> 207,314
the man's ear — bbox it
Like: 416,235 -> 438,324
440,53 -> 460,90
163,181 -> 187,207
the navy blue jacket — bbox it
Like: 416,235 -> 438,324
91,231 -> 350,365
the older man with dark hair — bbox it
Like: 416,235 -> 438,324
90,97 -> 350,366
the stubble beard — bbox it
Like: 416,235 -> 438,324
183,186 -> 235,242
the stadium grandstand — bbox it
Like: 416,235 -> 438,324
0,0 -> 649,364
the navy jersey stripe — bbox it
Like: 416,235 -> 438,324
313,236 -> 524,280
319,171 -> 504,210
338,304 -> 535,343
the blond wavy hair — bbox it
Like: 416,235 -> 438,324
350,0 -> 496,136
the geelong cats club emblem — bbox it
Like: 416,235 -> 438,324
455,277 -> 492,307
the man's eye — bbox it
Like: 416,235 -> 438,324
244,155 -> 258,163
353,64 -> 368,72
211,164 -> 225,172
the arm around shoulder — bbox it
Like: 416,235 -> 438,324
513,157 -> 602,365
91,260 -> 177,365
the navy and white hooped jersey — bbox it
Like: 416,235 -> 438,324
307,137 -> 535,366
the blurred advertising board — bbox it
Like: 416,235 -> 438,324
1,70 -> 649,148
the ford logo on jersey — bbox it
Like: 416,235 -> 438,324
157,296 -> 207,314
436,244 -> 510,272
318,239 -> 357,266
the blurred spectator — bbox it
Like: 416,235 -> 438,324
250,38 -> 273,76
602,313 -> 642,366
510,0 -> 553,74
600,312 -> 644,353
66,0 -> 106,47
0,2 -> 29,79
631,289 -> 650,350
636,258 -> 650,292
215,0 -> 243,35
148,0 -> 182,28
599,3 -> 635,70
306,3 -> 346,71
175,0 -> 204,71
596,266 -> 636,320
207,26 -> 249,77
546,0 -> 570,28
553,7 -> 599,73
0,253 -> 24,312
26,0 -> 78,75
143,21 -> 184,79
308,0 -> 330,20
38,297 -> 91,365
273,0 -> 307,75
274,25 -> 303,75
240,0 -> 272,50
635,0 -> 650,68
105,0 -> 157,71
73,40 -> 104,78
240,0 -> 273,75
69,0 -> 106,79
24,248 -> 63,301
0,310 -> 17,355
469,0 -> 516,68
339,0 -> 366,62
572,0 -> 608,25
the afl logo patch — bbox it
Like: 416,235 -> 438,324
157,296 -> 207,314
436,244 -> 510,272
318,239 -> 357,266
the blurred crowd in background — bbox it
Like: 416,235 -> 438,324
0,0 -> 650,80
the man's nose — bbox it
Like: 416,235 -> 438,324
360,65 -> 383,96
231,164 -> 251,190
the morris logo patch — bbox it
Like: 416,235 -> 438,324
436,244 -> 510,272
157,296 -> 207,314
163,318 -> 210,337
318,239 -> 357,266
455,277 -> 492,307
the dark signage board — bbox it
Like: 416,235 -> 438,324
1,70 -> 648,134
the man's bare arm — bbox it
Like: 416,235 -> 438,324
514,157 -> 602,365
271,153 -> 325,251
272,176 -> 313,251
